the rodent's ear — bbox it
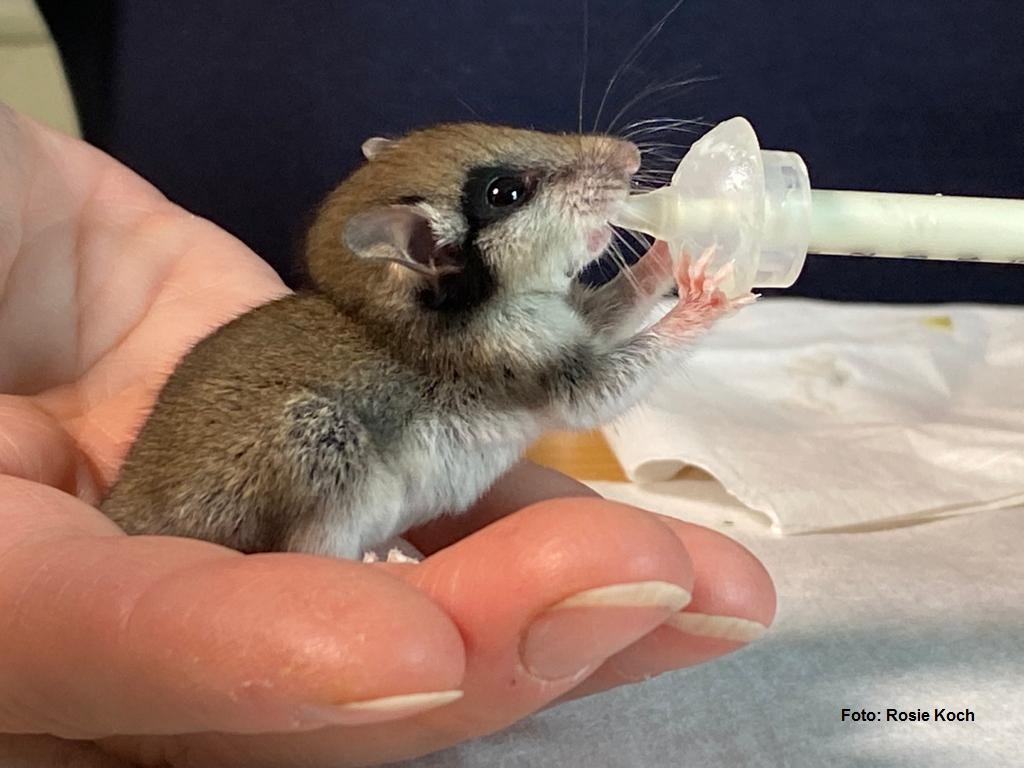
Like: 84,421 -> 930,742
342,205 -> 459,279
361,137 -> 394,161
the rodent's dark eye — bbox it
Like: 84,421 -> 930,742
462,166 -> 538,227
485,175 -> 535,208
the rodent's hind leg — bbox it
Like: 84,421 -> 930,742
287,517 -> 422,562
285,514 -> 366,560
275,391 -> 376,559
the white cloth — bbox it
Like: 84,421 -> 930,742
603,299 -> 1024,534
409,484 -> 1024,768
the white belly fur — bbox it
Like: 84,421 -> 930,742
325,409 -> 542,555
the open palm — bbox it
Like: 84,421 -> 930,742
0,106 -> 773,767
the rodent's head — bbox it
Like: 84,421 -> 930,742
305,123 -> 640,315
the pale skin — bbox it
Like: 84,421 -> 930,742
0,106 -> 775,767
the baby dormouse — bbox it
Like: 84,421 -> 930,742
101,123 -> 742,558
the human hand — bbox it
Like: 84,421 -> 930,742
0,106 -> 774,767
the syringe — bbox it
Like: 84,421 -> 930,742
611,117 -> 1024,296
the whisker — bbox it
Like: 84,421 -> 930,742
614,232 -> 658,295
608,234 -> 642,292
621,116 -> 709,130
635,157 -> 683,170
455,96 -> 483,120
632,167 -> 677,177
620,229 -> 676,290
606,73 -> 713,134
592,0 -> 688,132
621,119 -> 707,136
636,141 -> 692,151
634,160 -> 683,171
635,157 -> 684,170
631,177 -> 674,189
611,232 -> 640,264
623,126 -> 704,143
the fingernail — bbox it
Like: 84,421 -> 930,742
298,689 -> 464,727
664,612 -> 768,643
522,581 -> 692,681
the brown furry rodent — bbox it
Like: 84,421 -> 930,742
101,123 -> 743,558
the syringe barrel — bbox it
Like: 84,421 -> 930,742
809,190 -> 1024,264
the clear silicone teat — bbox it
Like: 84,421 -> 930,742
611,116 -> 812,296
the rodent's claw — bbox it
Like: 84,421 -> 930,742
709,259 -> 735,289
730,292 -> 760,309
385,547 -> 420,564
693,246 -> 715,278
361,547 -> 421,564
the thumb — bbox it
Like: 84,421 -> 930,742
0,476 -> 466,739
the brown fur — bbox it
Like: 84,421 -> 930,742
101,123 -> 729,558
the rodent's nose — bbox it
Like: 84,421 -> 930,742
617,142 -> 642,176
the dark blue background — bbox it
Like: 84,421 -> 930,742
42,1 -> 1024,301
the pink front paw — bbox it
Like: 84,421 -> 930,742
657,247 -> 757,340
676,247 -> 755,310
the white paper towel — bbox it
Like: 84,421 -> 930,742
603,299 -> 1024,534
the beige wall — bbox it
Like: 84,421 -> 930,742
0,0 -> 80,136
